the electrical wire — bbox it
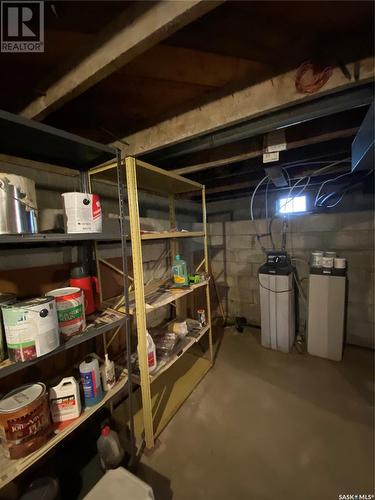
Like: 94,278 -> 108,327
314,170 -> 353,207
295,61 -> 333,94
250,175 -> 269,221
265,178 -> 270,221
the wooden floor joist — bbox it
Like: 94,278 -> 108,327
116,58 -> 374,157
21,0 -> 223,121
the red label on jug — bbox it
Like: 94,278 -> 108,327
92,195 -> 101,221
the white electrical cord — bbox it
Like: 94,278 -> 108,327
314,165 -> 352,207
250,175 -> 269,221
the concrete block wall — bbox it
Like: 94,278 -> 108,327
208,210 -> 374,348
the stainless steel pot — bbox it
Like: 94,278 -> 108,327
0,173 -> 38,234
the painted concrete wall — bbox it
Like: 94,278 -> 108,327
208,209 -> 374,349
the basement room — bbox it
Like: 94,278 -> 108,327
0,1 -> 374,499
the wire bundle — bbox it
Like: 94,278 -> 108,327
295,61 -> 333,94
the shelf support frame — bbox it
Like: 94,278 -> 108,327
125,156 -> 155,449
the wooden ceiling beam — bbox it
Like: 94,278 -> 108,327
20,0 -> 223,121
173,127 -> 358,175
117,57 -> 374,156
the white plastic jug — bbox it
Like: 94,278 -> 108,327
138,331 -> 157,373
49,377 -> 81,423
97,426 -> 125,470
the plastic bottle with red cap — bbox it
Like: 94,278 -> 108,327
97,426 -> 124,470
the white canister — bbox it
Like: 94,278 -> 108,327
322,256 -> 334,269
62,192 -> 102,233
47,287 -> 85,340
325,251 -> 337,258
1,297 -> 59,362
334,257 -> 347,269
311,251 -> 324,268
49,377 -> 82,423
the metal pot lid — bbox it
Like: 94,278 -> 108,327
0,383 -> 45,413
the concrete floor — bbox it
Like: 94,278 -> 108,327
138,327 -> 374,500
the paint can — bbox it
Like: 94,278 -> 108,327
1,297 -> 59,362
62,192 -> 102,233
0,383 -> 52,459
0,293 -> 16,362
47,287 -> 86,340
334,257 -> 346,269
310,251 -> 324,268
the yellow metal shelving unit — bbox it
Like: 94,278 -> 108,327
89,156 -> 213,449
125,157 -> 213,449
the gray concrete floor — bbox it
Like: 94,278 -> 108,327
138,327 -> 374,500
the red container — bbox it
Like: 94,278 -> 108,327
70,266 -> 99,315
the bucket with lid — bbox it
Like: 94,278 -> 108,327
62,192 -> 102,233
310,251 -> 324,268
1,297 -> 59,362
0,173 -> 38,234
0,382 -> 52,459
47,287 -> 86,340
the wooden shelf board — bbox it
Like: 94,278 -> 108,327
140,231 -> 204,240
0,315 -> 127,379
135,160 -> 203,194
0,372 -> 129,489
129,324 -> 210,384
125,279 -> 209,315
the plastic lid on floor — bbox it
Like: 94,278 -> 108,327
82,468 -> 155,500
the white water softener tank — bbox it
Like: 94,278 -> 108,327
259,252 -> 295,353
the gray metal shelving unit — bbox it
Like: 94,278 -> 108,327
0,108 -> 136,486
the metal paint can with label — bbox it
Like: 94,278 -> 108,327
1,297 -> 59,362
47,287 -> 86,340
0,383 -> 52,459
0,293 -> 16,362
62,192 -> 102,233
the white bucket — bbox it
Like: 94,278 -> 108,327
47,287 -> 86,340
311,251 -> 324,268
334,257 -> 346,269
1,297 -> 59,362
62,192 -> 102,233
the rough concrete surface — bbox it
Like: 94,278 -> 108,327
138,327 -> 374,500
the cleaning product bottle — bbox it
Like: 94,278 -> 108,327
172,254 -> 188,287
97,426 -> 124,470
101,353 -> 115,391
138,330 -> 157,373
79,355 -> 103,406
49,377 -> 82,423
